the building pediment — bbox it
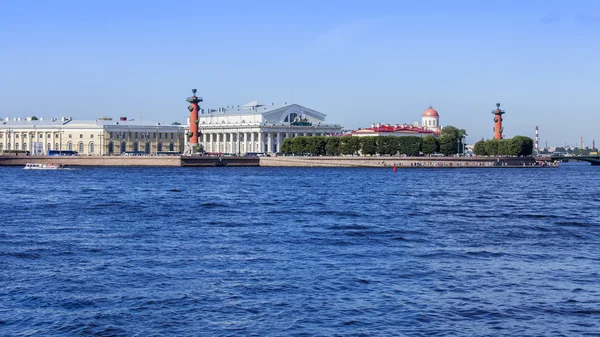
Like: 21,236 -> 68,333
261,104 -> 326,123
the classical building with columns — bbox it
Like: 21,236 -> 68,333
0,116 -> 185,155
193,101 -> 343,154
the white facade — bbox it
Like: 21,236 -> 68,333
193,101 -> 343,154
0,117 -> 185,155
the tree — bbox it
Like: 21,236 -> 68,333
340,137 -> 361,155
474,140 -> 486,156
377,136 -> 397,155
508,136 -> 525,156
441,125 -> 468,154
421,135 -> 439,155
291,137 -> 308,154
31,116 -> 39,121
438,134 -> 458,155
281,138 -> 293,154
497,139 -> 509,156
171,122 -> 182,125
306,137 -> 327,155
361,137 -> 377,156
325,137 -> 341,156
484,139 -> 499,156
398,136 -> 422,156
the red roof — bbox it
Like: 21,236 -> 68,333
353,124 -> 438,135
422,106 -> 439,117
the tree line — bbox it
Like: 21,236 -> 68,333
473,136 -> 534,156
281,134 -> 460,156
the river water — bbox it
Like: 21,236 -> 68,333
1,164 -> 599,336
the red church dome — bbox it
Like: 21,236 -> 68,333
422,106 -> 439,117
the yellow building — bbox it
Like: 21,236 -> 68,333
0,116 -> 185,155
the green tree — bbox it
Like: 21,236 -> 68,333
474,140 -> 487,156
171,122 -> 182,125
281,138 -> 293,154
361,137 -> 377,156
31,116 -> 39,121
340,137 -> 361,155
291,137 -> 308,154
325,137 -> 341,156
421,135 -> 439,155
398,136 -> 422,156
497,139 -> 509,156
441,125 -> 468,154
306,137 -> 326,155
377,136 -> 397,155
439,134 -> 458,155
508,136 -> 525,156
485,139 -> 500,156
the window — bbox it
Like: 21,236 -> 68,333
108,142 -> 114,154
133,142 -> 139,152
15,143 -> 19,150
110,132 -> 113,138
159,133 -> 162,139
135,132 -> 138,139
91,134 -> 94,138
89,142 -> 94,153
78,142 -> 84,153
47,143 -> 50,150
0,143 -> 3,151
55,143 -> 59,150
171,133 -> 174,139
129,132 -> 132,138
69,134 -> 72,138
169,142 -> 174,151
153,133 -> 156,139
23,143 -> 27,150
68,142 -> 72,151
120,141 -> 126,153
47,134 -> 51,138
80,134 -> 83,138
145,142 -> 151,154
157,142 -> 163,151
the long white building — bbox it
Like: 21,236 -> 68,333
0,116 -> 185,155
193,101 -> 343,154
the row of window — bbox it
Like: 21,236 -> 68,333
107,142 -> 175,153
0,141 -> 174,154
109,132 -> 176,140
2,132 -> 180,140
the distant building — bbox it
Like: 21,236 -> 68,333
349,106 -> 442,137
193,101 -> 343,153
0,116 -> 185,155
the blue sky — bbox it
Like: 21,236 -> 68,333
1,0 -> 599,146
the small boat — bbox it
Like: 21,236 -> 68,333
23,163 -> 63,170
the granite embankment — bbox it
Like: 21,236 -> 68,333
0,155 -> 549,168
260,156 -> 545,168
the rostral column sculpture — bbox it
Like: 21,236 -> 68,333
186,89 -> 203,153
492,103 -> 505,140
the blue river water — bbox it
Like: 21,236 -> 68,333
1,164 -> 599,336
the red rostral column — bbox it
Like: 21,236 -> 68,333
491,102 -> 505,140
186,89 -> 203,150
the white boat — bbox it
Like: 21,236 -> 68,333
23,163 -> 63,170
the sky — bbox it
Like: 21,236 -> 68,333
0,0 -> 599,147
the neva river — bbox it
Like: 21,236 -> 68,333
1,164 -> 599,336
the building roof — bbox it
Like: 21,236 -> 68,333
201,102 -> 326,118
353,123 -> 437,135
0,117 -> 178,128
422,106 -> 439,117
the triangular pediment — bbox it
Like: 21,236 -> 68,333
261,104 -> 326,123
